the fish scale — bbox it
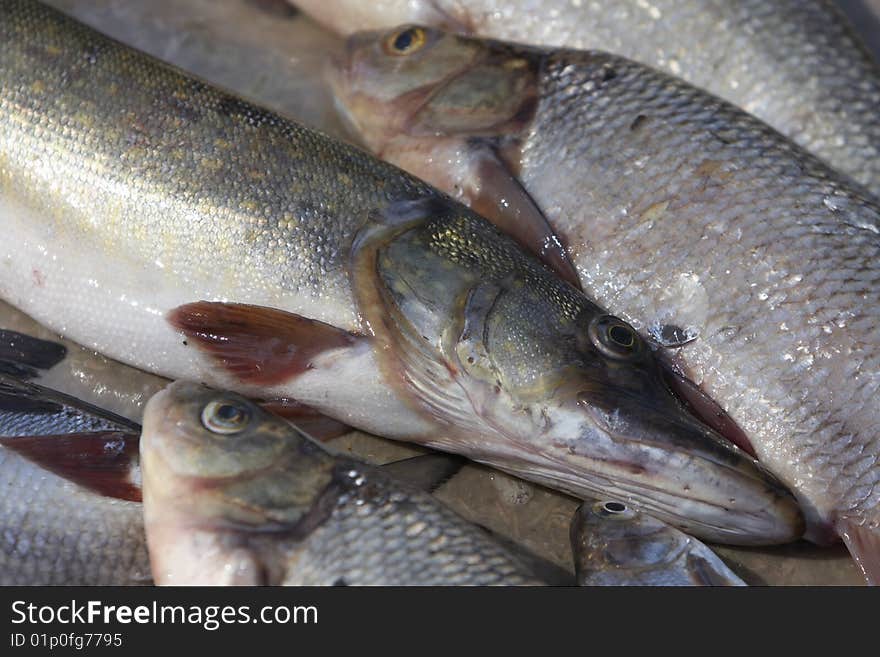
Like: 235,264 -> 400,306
527,50 -> 880,522
333,27 -> 880,579
296,0 -> 880,198
280,468 -> 539,585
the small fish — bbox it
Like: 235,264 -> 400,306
300,0 -> 880,197
333,25 -> 880,582
0,375 -> 149,585
140,381 -> 545,585
571,500 -> 745,586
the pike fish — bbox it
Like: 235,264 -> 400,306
0,0 -> 802,545
0,375 -> 149,585
571,500 -> 745,586
141,381 -> 543,585
296,0 -> 880,198
333,26 -> 880,581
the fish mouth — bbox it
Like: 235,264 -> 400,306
533,392 -> 806,545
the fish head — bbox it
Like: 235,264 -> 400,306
571,500 -> 746,585
332,25 -> 536,159
140,381 -> 335,530
357,210 -> 804,545
571,500 -> 684,575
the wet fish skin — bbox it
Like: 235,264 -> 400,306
1,302 -> 170,424
0,1 -> 802,544
45,0 -> 353,140
0,375 -> 149,585
298,0 -> 880,198
334,27 -> 880,574
141,381 -> 543,585
571,500 -> 745,586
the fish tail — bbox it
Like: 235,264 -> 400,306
0,329 -> 67,379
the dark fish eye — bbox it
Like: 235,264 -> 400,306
592,500 -> 635,519
608,325 -> 634,347
588,315 -> 642,359
201,400 -> 251,435
384,27 -> 427,56
394,31 -> 413,51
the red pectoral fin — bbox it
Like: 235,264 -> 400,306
258,398 -> 352,442
0,431 -> 141,502
168,302 -> 362,386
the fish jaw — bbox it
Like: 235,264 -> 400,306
349,202 -> 804,545
443,385 -> 805,546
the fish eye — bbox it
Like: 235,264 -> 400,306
201,400 -> 251,435
588,314 -> 642,359
592,500 -> 635,519
383,26 -> 427,56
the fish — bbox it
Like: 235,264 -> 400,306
0,0 -> 802,545
1,300 -> 169,422
0,375 -> 150,585
571,500 -> 746,586
140,381 -> 545,585
45,0 -> 353,140
296,0 -> 880,198
332,26 -> 880,581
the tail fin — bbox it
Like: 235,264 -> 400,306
838,518 -> 880,585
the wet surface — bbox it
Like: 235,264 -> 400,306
12,0 -> 870,585
45,0 -> 355,140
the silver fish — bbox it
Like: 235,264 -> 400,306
0,375 -> 149,585
571,500 -> 745,586
141,381 -> 544,585
333,26 -> 880,581
0,0 -> 802,544
296,0 -> 880,197
45,0 -> 352,140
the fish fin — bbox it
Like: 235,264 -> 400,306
0,329 -> 67,379
467,146 -> 582,290
257,398 -> 352,442
168,302 -> 362,386
0,431 -> 141,502
686,553 -> 746,586
381,453 -> 465,492
838,518 -> 880,585
660,363 -> 757,459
